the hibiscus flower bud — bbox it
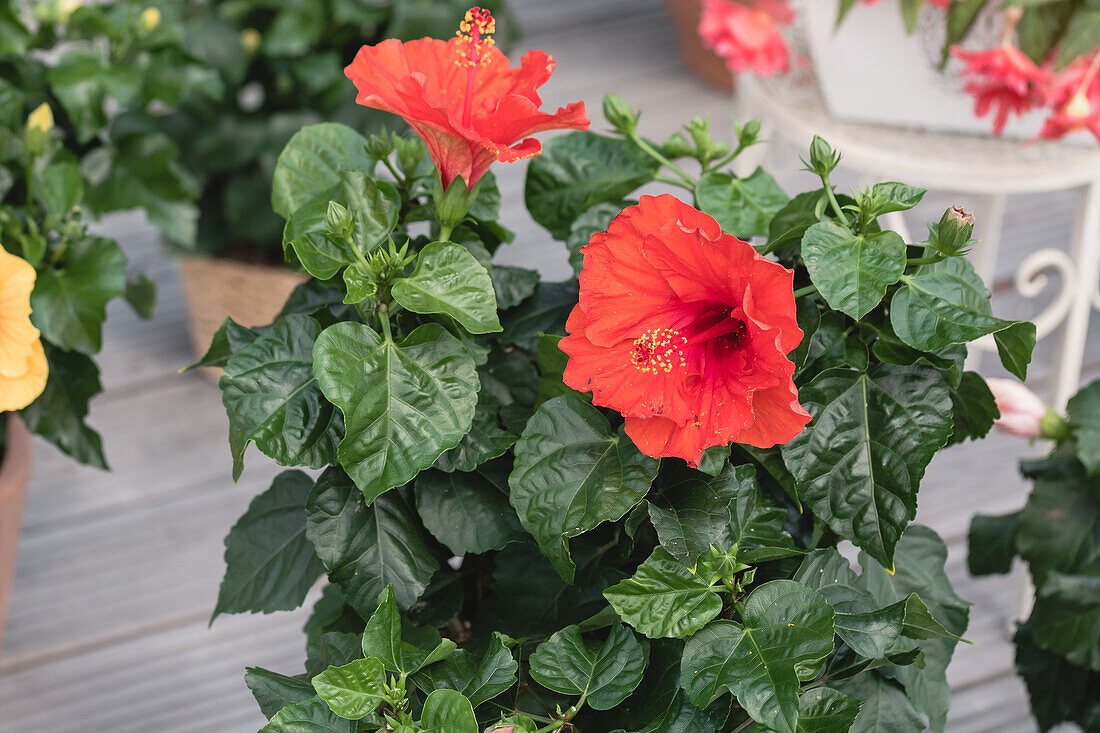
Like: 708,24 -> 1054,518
806,135 -> 840,176
433,175 -> 474,234
139,7 -> 161,32
986,378 -> 1069,440
366,133 -> 396,161
928,207 -> 974,256
947,205 -> 975,228
325,201 -> 353,238
485,727 -> 514,733
240,28 -> 262,53
25,103 -> 54,156
603,93 -> 638,135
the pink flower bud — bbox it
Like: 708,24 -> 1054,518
986,378 -> 1048,438
485,727 -> 514,733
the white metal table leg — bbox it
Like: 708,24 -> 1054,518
965,193 -> 1007,371
1053,179 -> 1100,411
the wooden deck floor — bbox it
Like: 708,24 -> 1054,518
1,1 -> 1096,730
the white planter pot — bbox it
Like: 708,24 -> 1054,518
802,0 -> 1087,142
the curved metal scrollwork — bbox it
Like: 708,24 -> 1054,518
973,247 -> 1077,351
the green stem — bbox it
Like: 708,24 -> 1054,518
381,157 -> 403,185
792,284 -> 818,299
377,303 -> 393,343
706,142 -> 747,173
819,173 -> 849,227
906,254 -> 946,267
629,132 -> 696,186
654,173 -> 695,191
534,720 -> 567,733
731,717 -> 756,733
438,222 -> 455,242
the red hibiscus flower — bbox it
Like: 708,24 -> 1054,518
952,45 -> 1049,135
559,195 -> 810,466
864,0 -> 953,7
698,0 -> 796,77
1037,52 -> 1100,143
345,7 -> 589,188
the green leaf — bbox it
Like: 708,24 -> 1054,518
245,668 -> 316,719
282,171 -> 400,280
123,274 -> 156,320
890,257 -> 1035,379
492,265 -> 540,310
1055,5 -> 1100,68
856,525 -> 970,732
529,623 -> 646,710
680,580 -> 835,733
360,586 -> 457,675
694,168 -> 789,239
1067,379 -> 1100,476
311,658 -> 387,720
863,183 -> 926,217
1030,571 -> 1100,669
305,468 -> 439,614
947,371 -> 999,445
47,48 -> 108,143
260,698 -> 354,733
213,471 -> 324,620
221,315 -> 341,481
1014,624 -> 1100,732
272,123 -> 375,219
647,463 -> 741,565
391,241 -> 501,334
421,689 -> 479,733
1017,462 -> 1100,586
566,202 -> 623,275
412,632 -> 518,708
313,322 -> 479,502
31,236 -> 126,354
967,511 -> 1018,576
500,280 -> 577,350
725,464 -> 804,564
432,390 -> 516,472
802,220 -> 906,320
781,367 -> 953,567
836,673 -> 926,733
509,393 -> 660,582
38,162 -> 83,218
525,131 -> 658,239
604,547 -> 722,639
20,347 -> 106,469
755,687 -> 863,733
414,468 -> 524,555
184,317 -> 260,372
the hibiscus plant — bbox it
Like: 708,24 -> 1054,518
0,2 -> 170,465
147,0 -> 513,262
967,379 -> 1100,732
204,8 -> 1038,733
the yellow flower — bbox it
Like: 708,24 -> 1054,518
0,245 -> 48,411
240,28 -> 262,53
26,103 -> 54,135
139,6 -> 161,32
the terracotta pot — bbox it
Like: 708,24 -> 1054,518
179,256 -> 309,381
0,416 -> 33,662
664,0 -> 735,92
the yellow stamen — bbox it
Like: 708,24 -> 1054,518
631,328 -> 687,374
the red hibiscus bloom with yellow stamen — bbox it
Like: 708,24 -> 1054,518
344,7 -> 589,188
560,195 -> 810,466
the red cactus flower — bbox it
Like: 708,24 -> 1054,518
698,0 -> 796,77
344,7 -> 589,188
559,195 -> 810,466
952,45 -> 1049,135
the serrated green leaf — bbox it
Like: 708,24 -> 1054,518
509,393 -> 659,582
360,586 -> 457,675
1030,571 -> 1100,670
680,580 -> 835,733
414,468 -> 524,555
305,468 -> 438,614
313,321 -> 478,502
781,366 -> 953,567
525,131 -> 658,239
412,632 -> 518,708
647,463 -> 741,565
802,220 -> 905,320
260,698 -> 354,732
529,623 -> 646,710
245,668 -> 316,719
421,689 -> 479,733
755,687 -> 863,733
213,471 -> 324,620
1067,379 -> 1100,476
221,314 -> 341,481
20,346 -> 106,468
272,123 -> 375,219
694,168 -> 789,239
392,241 -> 501,334
604,547 -> 722,639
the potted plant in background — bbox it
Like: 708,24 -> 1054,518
968,378 -> 1100,732
0,1 -> 172,660
698,0 -> 1100,143
143,0 -> 514,372
199,8 -> 1042,731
